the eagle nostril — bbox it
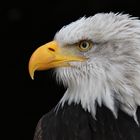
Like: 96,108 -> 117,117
48,48 -> 55,52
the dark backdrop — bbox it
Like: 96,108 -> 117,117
1,0 -> 140,140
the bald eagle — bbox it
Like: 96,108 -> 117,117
29,13 -> 140,140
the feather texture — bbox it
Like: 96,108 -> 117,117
54,13 -> 140,124
34,102 -> 140,140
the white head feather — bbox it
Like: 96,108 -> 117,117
54,12 -> 140,125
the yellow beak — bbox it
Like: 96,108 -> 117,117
29,41 -> 86,79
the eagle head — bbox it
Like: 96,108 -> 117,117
29,13 -> 140,124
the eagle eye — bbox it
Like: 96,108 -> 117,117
78,40 -> 92,52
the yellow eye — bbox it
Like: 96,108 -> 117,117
78,40 -> 92,52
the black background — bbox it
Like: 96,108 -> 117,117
1,0 -> 140,140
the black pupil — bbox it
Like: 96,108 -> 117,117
81,42 -> 88,48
